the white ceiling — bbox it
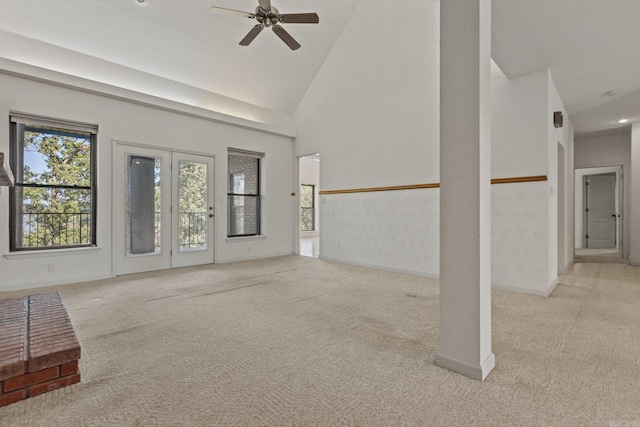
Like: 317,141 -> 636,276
1,0 -> 639,136
493,0 -> 640,137
0,0 -> 360,113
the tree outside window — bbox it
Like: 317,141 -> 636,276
300,184 -> 314,231
10,116 -> 97,251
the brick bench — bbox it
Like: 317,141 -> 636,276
0,291 -> 81,408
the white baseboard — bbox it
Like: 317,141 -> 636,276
546,277 -> 559,296
318,255 -> 439,280
558,260 -> 574,275
0,273 -> 113,293
435,352 -> 495,381
491,282 -> 550,297
216,251 -> 294,264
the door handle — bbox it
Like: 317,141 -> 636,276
209,214 -> 214,218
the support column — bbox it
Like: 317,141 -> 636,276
436,0 -> 495,381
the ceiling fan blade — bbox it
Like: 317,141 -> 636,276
258,0 -> 271,11
210,6 -> 255,19
239,24 -> 264,46
278,13 -> 319,24
272,25 -> 301,50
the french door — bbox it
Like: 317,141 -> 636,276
114,143 -> 215,275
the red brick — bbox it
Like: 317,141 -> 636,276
30,320 -> 71,330
0,349 -> 25,363
30,340 -> 79,357
29,313 -> 69,325
29,292 -> 62,303
28,347 -> 81,373
0,297 -> 26,311
4,366 -> 60,392
0,359 -> 25,382
0,330 -> 26,342
29,325 -> 75,338
31,305 -> 63,313
60,360 -> 79,377
29,373 -> 80,397
1,292 -> 80,401
0,296 -> 27,383
0,388 -> 27,407
0,344 -> 25,357
31,332 -> 78,346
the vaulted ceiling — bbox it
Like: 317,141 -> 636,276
1,0 -> 639,136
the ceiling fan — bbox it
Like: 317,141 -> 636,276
211,0 -> 319,50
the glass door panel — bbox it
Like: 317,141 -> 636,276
171,152 -> 215,268
178,160 -> 208,251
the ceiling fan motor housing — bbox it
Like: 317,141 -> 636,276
256,6 -> 279,27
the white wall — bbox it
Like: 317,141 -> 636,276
491,65 -> 549,179
0,72 -> 294,291
574,132 -> 630,259
294,0 -> 441,277
490,65 -> 549,294
490,66 -> 572,295
295,0 -> 440,189
294,0 -> 570,293
547,71 -> 573,281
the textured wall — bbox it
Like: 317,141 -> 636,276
492,181 -> 549,294
319,189 -> 439,276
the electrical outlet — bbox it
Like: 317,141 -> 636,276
48,263 -> 56,272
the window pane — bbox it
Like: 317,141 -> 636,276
179,160 -> 208,250
11,118 -> 97,251
228,195 -> 258,236
228,155 -> 258,194
300,185 -> 314,231
22,127 -> 91,187
301,209 -> 314,231
16,187 -> 92,249
301,185 -> 313,208
127,156 -> 161,255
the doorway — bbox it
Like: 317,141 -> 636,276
584,172 -> 616,249
298,154 -> 319,258
574,166 -> 623,262
113,143 -> 215,275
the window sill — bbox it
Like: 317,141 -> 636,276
4,246 -> 101,260
225,235 -> 267,243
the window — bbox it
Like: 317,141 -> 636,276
300,184 -> 315,231
10,114 -> 97,251
227,151 -> 261,237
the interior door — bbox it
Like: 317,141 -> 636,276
114,144 -> 215,275
171,152 -> 215,268
585,173 -> 616,248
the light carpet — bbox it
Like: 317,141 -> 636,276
1,256 -> 640,426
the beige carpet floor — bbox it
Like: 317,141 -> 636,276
574,248 -> 627,264
1,256 -> 640,426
